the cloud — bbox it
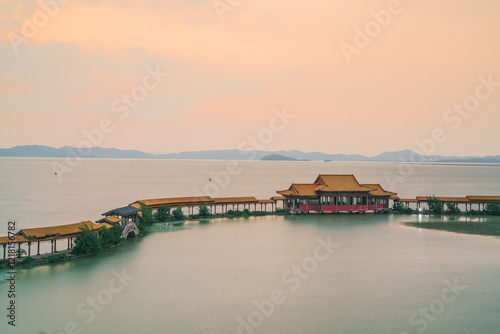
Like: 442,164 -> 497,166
1,0 -> 499,155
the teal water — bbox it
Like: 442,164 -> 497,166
1,159 -> 500,333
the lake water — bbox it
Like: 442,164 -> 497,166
1,159 -> 500,334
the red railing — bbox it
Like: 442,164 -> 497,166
295,204 -> 387,212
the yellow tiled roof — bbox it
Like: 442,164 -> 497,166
20,221 -> 98,240
362,184 -> 398,196
277,183 -> 320,197
315,175 -> 374,192
131,196 -> 214,208
467,196 -> 500,203
212,197 -> 259,204
417,196 -> 470,203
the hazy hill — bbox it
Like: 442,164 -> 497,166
1,145 -> 499,163
261,153 -> 299,161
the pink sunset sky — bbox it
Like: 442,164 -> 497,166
1,0 -> 499,156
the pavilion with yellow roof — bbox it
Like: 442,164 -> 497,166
277,174 -> 397,213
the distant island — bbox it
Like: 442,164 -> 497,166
1,145 -> 499,163
261,153 -> 306,161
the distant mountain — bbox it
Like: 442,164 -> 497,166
1,145 -> 499,163
261,153 -> 300,161
0,145 -> 154,159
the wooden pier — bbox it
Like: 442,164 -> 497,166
1,175 -> 499,260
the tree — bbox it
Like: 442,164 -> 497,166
446,202 -> 461,214
16,248 -> 26,258
392,201 -> 413,214
392,202 -> 405,211
198,205 -> 210,217
172,207 -> 185,221
427,196 -> 443,214
155,204 -> 171,222
139,204 -> 156,233
485,200 -> 500,215
99,225 -> 124,249
72,226 -> 102,255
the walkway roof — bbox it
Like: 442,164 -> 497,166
102,206 -> 141,217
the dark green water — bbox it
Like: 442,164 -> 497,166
2,215 -> 500,333
1,159 -> 500,333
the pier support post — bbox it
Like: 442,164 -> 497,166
37,241 -> 40,255
28,242 -> 31,257
3,244 -> 5,260
17,243 -> 21,258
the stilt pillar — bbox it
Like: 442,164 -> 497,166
37,241 -> 40,255
28,242 -> 31,257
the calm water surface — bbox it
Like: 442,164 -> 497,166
1,159 -> 500,334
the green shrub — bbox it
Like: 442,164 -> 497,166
99,225 -> 124,249
16,248 -> 27,258
154,204 -> 171,222
250,211 -> 267,216
392,202 -> 414,214
172,207 -> 185,220
486,201 -> 500,215
21,256 -> 35,264
198,205 -> 211,217
427,196 -> 443,214
0,259 -> 9,265
392,202 -> 405,211
47,254 -> 67,263
139,204 -> 157,233
72,226 -> 102,255
446,202 -> 461,214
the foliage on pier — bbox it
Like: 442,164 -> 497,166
99,225 -> 124,249
392,202 -> 413,214
72,226 -> 103,255
427,196 -> 444,214
47,254 -> 67,263
154,204 -> 171,222
198,205 -> 210,217
172,207 -> 186,220
485,201 -> 500,215
445,202 -> 461,214
139,204 -> 156,233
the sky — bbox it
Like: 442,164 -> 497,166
0,0 -> 499,157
